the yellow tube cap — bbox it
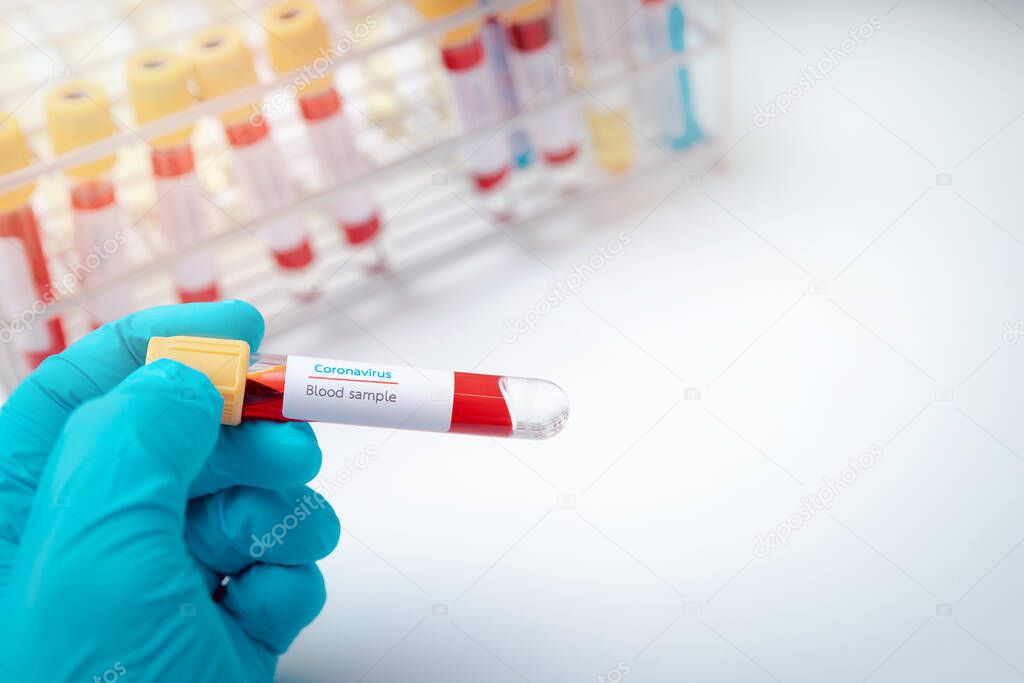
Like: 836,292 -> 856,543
188,26 -> 260,126
501,0 -> 551,24
411,0 -> 475,19
410,0 -> 480,47
146,335 -> 251,426
263,0 -> 333,94
44,82 -> 118,180
0,113 -> 35,212
125,49 -> 195,148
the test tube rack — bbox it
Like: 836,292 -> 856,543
0,0 -> 733,394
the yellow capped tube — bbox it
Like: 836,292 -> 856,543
187,26 -> 316,275
261,0 -> 383,253
411,0 -> 481,48
145,335 -> 570,439
0,113 -> 67,367
44,82 -> 134,324
147,336 -> 251,426
44,82 -> 118,180
188,26 -> 260,126
125,49 -> 195,149
263,0 -> 334,95
0,114 -> 35,214
125,48 -> 220,304
411,0 -> 513,202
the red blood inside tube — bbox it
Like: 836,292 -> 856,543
70,180 -> 116,211
243,365 -> 289,422
506,16 -> 551,53
177,283 -> 220,304
150,145 -> 196,178
299,88 -> 342,122
225,117 -> 270,147
442,38 -> 485,71
450,372 -> 513,437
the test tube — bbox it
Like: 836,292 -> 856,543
638,0 -> 703,150
126,49 -> 220,303
263,0 -> 382,249
500,0 -> 581,172
188,26 -> 315,275
147,335 -> 569,439
412,0 -> 514,194
45,82 -> 134,326
561,0 -> 636,174
482,14 -> 533,169
346,0 -> 404,135
0,114 -> 66,368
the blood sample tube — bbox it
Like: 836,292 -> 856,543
263,0 -> 381,248
0,114 -> 66,368
500,1 -> 581,171
45,82 -> 134,326
147,335 -> 569,439
412,0 -> 514,194
126,49 -> 220,303
638,0 -> 703,150
561,0 -> 636,174
188,26 -> 315,274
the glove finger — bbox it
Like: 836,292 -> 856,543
221,563 -> 327,654
187,485 -> 340,577
0,301 -> 263,561
191,421 -> 322,497
20,361 -> 222,582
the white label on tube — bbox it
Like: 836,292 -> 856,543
282,355 -> 455,432
507,47 -> 578,156
72,204 -> 133,323
448,63 -> 510,177
231,137 -> 307,254
0,236 -> 53,353
154,177 -> 217,292
305,114 -> 377,227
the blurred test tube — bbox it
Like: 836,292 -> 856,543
637,0 -> 703,150
561,0 -> 636,174
126,49 -> 220,303
263,0 -> 383,257
500,0 -> 582,182
188,26 -> 316,281
412,0 -> 514,210
481,15 -> 533,169
0,115 -> 66,369
45,82 -> 135,327
346,0 -> 405,137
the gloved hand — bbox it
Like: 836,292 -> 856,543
0,301 -> 340,682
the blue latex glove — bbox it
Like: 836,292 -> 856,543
0,302 -> 340,681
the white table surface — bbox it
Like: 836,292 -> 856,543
275,1 -> 1024,680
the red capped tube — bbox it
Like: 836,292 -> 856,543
126,49 -> 221,304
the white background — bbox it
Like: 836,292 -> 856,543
275,0 -> 1024,681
